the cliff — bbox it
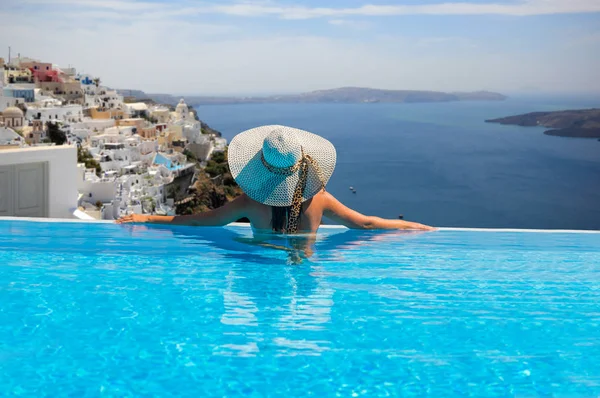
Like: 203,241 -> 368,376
486,108 -> 600,138
121,87 -> 506,106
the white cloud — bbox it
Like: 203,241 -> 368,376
15,0 -> 600,18
205,0 -> 600,19
1,0 -> 599,95
21,0 -> 165,12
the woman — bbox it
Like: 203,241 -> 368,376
117,125 -> 435,233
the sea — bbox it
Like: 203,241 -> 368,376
195,95 -> 600,230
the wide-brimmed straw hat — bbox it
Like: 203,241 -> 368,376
228,125 -> 336,207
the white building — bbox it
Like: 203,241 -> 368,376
124,102 -> 149,118
170,98 -> 205,145
0,126 -> 25,147
171,99 -> 196,122
149,106 -> 170,123
69,118 -> 115,134
0,96 -> 25,112
84,88 -> 124,110
0,145 -> 78,218
77,164 -> 118,204
25,103 -> 83,123
213,136 -> 228,153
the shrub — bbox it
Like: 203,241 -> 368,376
211,151 -> 226,164
46,122 -> 67,145
77,147 -> 102,176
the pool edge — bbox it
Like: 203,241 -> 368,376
1,217 -> 599,233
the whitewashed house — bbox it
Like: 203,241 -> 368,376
0,145 -> 78,218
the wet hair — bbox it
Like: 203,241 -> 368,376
271,206 -> 292,233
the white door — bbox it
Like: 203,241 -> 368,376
0,162 -> 48,217
0,165 -> 13,217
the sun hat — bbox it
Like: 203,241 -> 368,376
228,124 -> 336,219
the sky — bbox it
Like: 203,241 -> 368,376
1,0 -> 600,95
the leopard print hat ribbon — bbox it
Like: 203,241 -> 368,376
261,148 -> 326,233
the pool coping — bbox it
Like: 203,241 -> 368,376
1,217 -> 599,233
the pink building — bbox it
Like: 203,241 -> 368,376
21,61 -> 56,83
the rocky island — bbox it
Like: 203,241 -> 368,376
121,87 -> 506,106
486,108 -> 600,139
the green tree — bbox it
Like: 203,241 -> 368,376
77,147 -> 102,176
183,149 -> 198,163
210,151 -> 226,163
205,161 -> 228,178
46,122 -> 67,145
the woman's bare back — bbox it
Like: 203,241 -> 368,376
244,191 -> 327,233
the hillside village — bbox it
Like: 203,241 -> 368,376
0,55 -> 230,220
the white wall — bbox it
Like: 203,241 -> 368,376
71,119 -> 115,133
0,145 -> 78,218
25,104 -> 83,123
0,95 -> 25,112
79,180 -> 117,203
139,140 -> 158,155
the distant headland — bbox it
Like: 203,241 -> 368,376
486,108 -> 600,139
118,87 -> 507,106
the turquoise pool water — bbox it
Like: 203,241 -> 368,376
1,219 -> 599,396
153,153 -> 184,171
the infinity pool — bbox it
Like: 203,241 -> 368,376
1,219 -> 599,396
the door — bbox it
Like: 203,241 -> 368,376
0,165 -> 13,217
0,162 -> 48,217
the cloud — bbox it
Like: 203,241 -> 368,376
1,0 -> 599,95
14,0 -> 600,19
205,0 -> 600,19
20,0 -> 164,12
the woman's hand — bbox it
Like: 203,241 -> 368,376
116,214 -> 151,224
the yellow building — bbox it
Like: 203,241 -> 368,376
157,126 -> 184,148
116,118 -> 145,130
89,107 -> 125,120
38,81 -> 83,104
139,126 -> 157,140
4,68 -> 33,84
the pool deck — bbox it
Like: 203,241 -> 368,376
1,217 -> 599,233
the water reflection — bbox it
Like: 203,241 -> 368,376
120,225 -> 432,356
121,223 -> 430,264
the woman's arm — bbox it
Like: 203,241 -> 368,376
322,192 -> 436,231
116,194 -> 250,226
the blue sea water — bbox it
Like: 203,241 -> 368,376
197,96 -> 600,230
1,219 -> 600,396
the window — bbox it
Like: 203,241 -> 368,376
46,66 -> 49,70
34,66 -> 38,70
